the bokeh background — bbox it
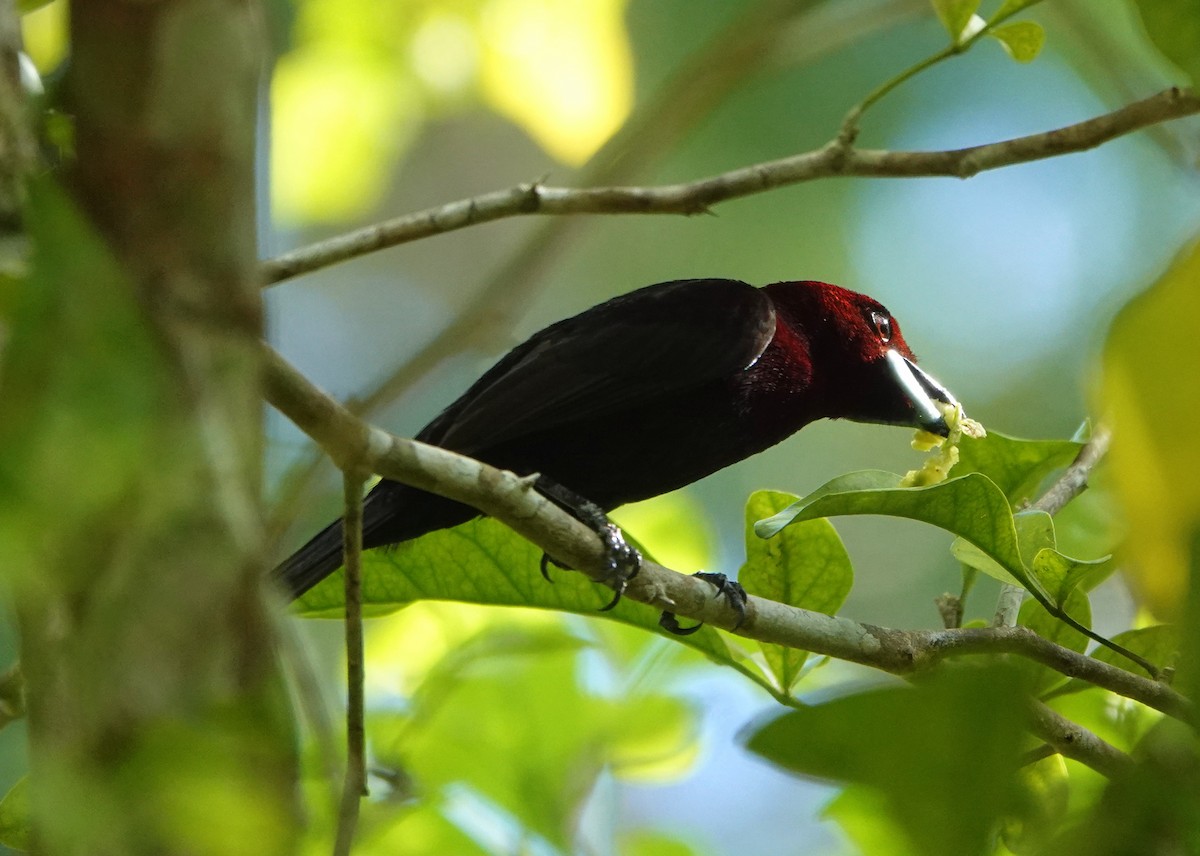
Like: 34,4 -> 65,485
11,1 -> 1200,853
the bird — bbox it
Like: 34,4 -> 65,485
274,278 -> 957,605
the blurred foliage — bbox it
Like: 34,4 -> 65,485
0,778 -> 28,852
746,665 -> 1028,856
1102,239 -> 1200,621
18,0 -> 64,70
259,0 -> 1200,851
8,0 -> 1200,854
289,425 -> 1185,853
271,0 -> 632,222
1131,0 -> 1200,83
365,618 -> 692,851
0,179 -> 167,599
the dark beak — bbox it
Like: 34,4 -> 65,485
884,350 -> 958,437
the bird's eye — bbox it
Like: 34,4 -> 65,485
871,311 -> 892,343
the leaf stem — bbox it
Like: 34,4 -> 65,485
838,0 -> 1047,141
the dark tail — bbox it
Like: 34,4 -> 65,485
271,482 -> 479,600
272,515 -> 348,599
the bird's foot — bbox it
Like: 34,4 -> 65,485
595,522 -> 641,611
659,572 -> 747,636
534,476 -> 641,610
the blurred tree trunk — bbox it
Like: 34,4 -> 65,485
1,1 -> 299,854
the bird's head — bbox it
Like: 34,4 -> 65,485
766,281 -> 958,436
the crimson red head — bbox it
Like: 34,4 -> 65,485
763,281 -> 957,435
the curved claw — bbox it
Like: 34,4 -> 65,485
539,553 -> 555,583
659,611 -> 703,635
598,582 -> 626,612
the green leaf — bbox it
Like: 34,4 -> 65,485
746,665 -> 1026,856
755,470 -> 1052,603
930,0 -> 982,42
1056,625 -> 1179,696
293,517 -> 778,696
1131,0 -> 1200,83
951,507 -> 1111,604
739,490 -> 853,693
0,777 -> 28,852
1030,548 -> 1114,601
954,431 -> 1082,504
1019,587 -> 1092,692
1090,625 -> 1178,673
949,510 -> 1053,588
989,20 -> 1046,62
951,538 -> 1022,587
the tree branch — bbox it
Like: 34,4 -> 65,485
1032,425 -> 1111,517
261,344 -> 1192,724
1028,700 -> 1133,779
262,87 -> 1200,286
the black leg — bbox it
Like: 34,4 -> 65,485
659,572 -> 748,636
534,476 -> 641,610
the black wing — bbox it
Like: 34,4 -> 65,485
417,278 -> 775,453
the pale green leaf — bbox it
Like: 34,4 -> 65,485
1030,548 -> 1114,601
930,0 -> 982,41
989,20 -> 1046,62
739,490 -> 853,693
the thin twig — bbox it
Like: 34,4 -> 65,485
261,345 -> 1192,724
838,0 -> 1047,142
262,88 -> 1200,286
333,471 -> 368,856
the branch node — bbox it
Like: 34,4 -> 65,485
515,471 -> 542,491
518,177 -> 546,212
836,107 -> 862,151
